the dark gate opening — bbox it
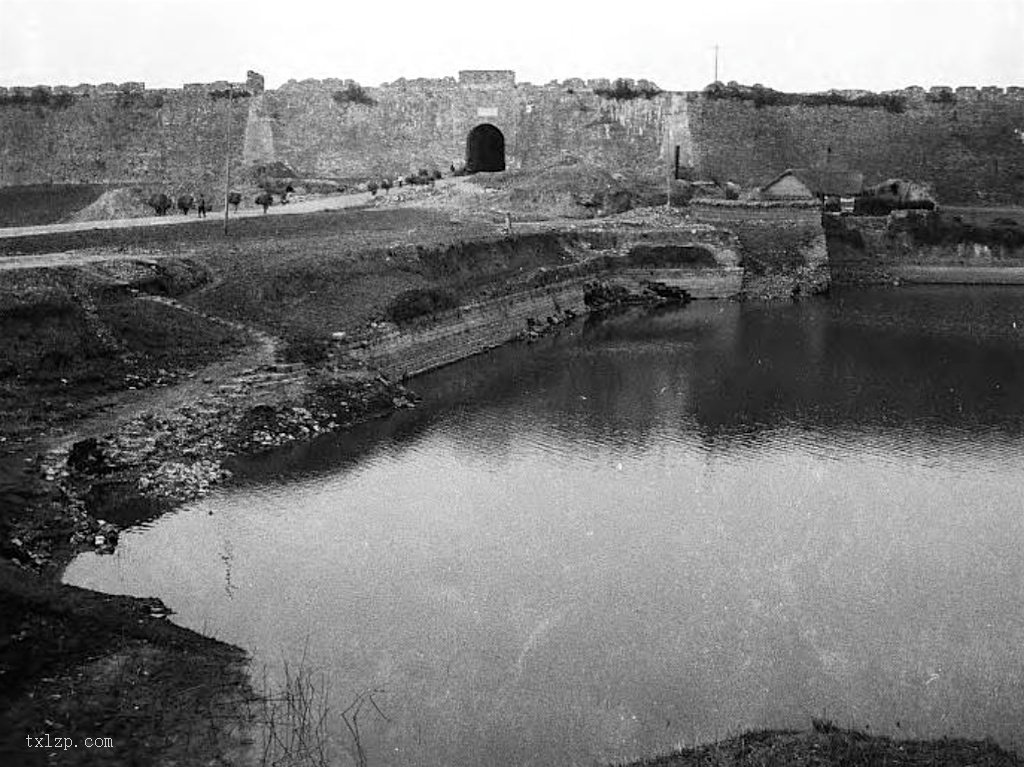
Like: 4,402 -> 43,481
466,124 -> 505,173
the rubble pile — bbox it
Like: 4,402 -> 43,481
24,364 -> 417,564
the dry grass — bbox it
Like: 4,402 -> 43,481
253,660 -> 333,767
622,722 -> 1023,766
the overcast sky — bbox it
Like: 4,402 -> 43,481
1,0 -> 1021,93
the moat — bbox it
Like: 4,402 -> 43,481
64,286 -> 1024,766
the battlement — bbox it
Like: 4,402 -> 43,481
279,77 -> 370,92
378,77 -> 458,89
458,70 -> 515,88
701,81 -> 1024,108
0,75 -> 252,100
1,69 -> 1021,105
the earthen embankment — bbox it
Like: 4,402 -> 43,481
826,209 -> 1024,284
690,201 -> 828,298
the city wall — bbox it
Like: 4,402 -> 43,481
1,71 -> 1022,204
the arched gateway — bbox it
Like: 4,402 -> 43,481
465,124 -> 505,173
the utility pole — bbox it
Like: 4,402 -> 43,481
223,83 -> 232,235
714,44 -> 720,83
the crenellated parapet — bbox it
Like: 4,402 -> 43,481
377,76 -> 458,90
458,70 -> 515,88
1,69 -> 1020,104
183,80 -> 248,95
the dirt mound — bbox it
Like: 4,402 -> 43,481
0,184 -> 108,228
467,164 -> 632,219
247,161 -> 299,181
65,187 -> 154,222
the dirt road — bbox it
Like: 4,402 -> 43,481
0,178 -> 472,242
0,188 -> 381,240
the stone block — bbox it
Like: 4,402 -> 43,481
246,70 -> 265,94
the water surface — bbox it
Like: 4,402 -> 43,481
65,287 -> 1024,764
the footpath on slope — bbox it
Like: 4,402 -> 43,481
0,179 -> 478,241
0,189 -> 374,239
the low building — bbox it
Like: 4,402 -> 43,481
761,168 -> 864,209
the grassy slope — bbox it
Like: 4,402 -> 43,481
0,205 -> 583,357
0,263 -> 248,453
626,725 -> 1022,766
0,561 -> 251,766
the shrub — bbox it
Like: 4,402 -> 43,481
114,91 -> 148,109
29,87 -> 51,106
0,87 -> 76,110
594,78 -> 662,100
332,84 -> 376,107
385,287 -> 459,324
703,81 -> 905,114
405,169 -> 436,186
208,87 -> 251,101
927,89 -> 956,104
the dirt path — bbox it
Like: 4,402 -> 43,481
40,295 -> 286,454
0,250 -> 187,271
0,178 -> 468,242
0,189 -> 375,240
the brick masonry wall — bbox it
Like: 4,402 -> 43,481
351,280 -> 588,379
263,79 -> 676,179
349,265 -> 744,380
0,90 -> 249,195
2,74 -> 1022,208
346,226 -> 745,378
689,96 -> 1024,204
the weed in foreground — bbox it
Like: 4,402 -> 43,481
252,659 -> 332,767
250,651 -> 390,767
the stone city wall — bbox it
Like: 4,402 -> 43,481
260,73 -> 677,180
689,89 -> 1024,205
1,70 -> 1022,205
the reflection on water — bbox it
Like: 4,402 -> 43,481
65,287 -> 1024,764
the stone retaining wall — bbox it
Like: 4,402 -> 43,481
689,202 -> 829,298
345,232 -> 747,380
